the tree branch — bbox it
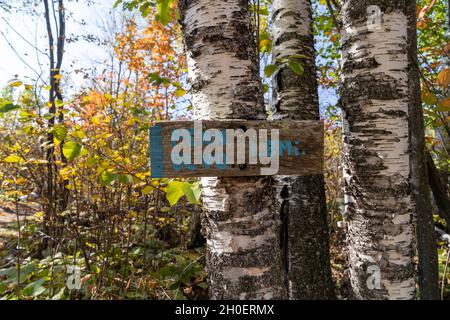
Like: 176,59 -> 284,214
426,150 -> 450,228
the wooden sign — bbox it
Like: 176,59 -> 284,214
149,120 -> 323,178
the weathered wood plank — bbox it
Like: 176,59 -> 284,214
149,120 -> 323,178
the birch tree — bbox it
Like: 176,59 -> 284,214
179,0 -> 284,299
340,0 -> 438,299
271,0 -> 334,299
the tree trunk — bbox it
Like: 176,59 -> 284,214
43,0 -> 68,249
271,0 -> 335,299
179,0 -> 285,299
406,0 -> 439,300
340,0 -> 417,299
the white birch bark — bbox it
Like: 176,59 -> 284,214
179,0 -> 284,299
340,1 -> 416,299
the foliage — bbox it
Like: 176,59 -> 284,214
0,6 -> 204,300
1,0 -> 450,301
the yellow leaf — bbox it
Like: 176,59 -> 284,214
91,116 -> 101,125
86,242 -> 96,249
260,39 -> 271,47
59,166 -> 75,180
174,88 -> 187,98
16,177 -> 28,185
8,80 -> 23,87
31,159 -> 49,165
4,155 -> 25,163
34,211 -> 45,219
152,180 -> 160,187
141,185 -> 154,195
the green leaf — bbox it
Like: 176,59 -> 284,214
42,113 -> 55,120
148,72 -> 171,86
62,141 -> 82,161
86,156 -> 99,167
288,60 -> 304,75
55,99 -> 64,107
182,182 -> 201,204
113,0 -> 123,8
99,170 -> 118,186
156,0 -> 172,25
23,278 -> 46,297
139,2 -> 152,17
119,174 -> 133,184
53,125 -> 68,142
264,64 -> 279,78
0,102 -> 20,113
166,181 -> 184,206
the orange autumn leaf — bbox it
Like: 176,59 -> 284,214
437,97 -> 450,112
422,89 -> 437,105
437,68 -> 450,88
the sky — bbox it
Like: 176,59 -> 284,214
0,0 -> 116,90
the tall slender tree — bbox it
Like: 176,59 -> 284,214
43,0 -> 68,248
271,0 -> 335,299
340,0 -> 420,299
179,0 -> 284,299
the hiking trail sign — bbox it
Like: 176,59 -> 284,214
149,120 -> 323,178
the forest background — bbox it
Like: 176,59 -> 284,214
0,0 -> 449,300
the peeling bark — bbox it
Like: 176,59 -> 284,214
271,0 -> 335,299
179,0 -> 284,299
340,0 -> 416,299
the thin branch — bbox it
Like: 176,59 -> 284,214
1,17 -> 47,56
0,30 -> 44,81
51,0 -> 59,40
325,0 -> 341,33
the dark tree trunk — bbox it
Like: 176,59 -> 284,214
271,0 -> 335,299
407,0 -> 440,300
